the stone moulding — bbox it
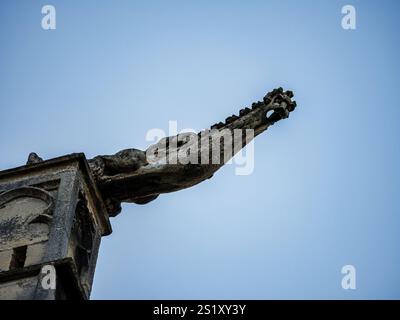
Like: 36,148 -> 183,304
0,186 -> 55,223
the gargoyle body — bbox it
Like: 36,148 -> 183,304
87,88 -> 297,216
26,88 -> 296,216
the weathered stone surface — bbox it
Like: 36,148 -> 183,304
0,250 -> 12,272
25,242 -> 47,267
88,88 -> 296,216
0,154 -> 111,299
0,88 -> 297,299
0,275 -> 38,300
0,188 -> 53,252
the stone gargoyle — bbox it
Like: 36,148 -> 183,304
28,88 -> 297,216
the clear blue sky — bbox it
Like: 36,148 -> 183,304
1,0 -> 399,299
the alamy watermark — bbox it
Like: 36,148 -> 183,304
41,5 -> 56,30
145,121 -> 255,176
341,5 -> 356,30
41,264 -> 56,290
341,264 -> 356,290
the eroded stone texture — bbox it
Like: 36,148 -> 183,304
88,88 -> 297,216
0,276 -> 37,300
0,154 -> 111,300
0,88 -> 297,299
0,194 -> 51,252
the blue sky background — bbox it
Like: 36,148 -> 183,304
1,0 -> 400,299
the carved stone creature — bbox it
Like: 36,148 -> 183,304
87,88 -> 297,216
29,88 -> 297,216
